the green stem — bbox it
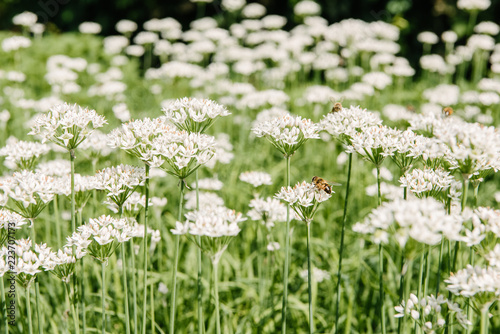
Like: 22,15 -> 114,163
376,166 -> 382,206
397,252 -> 405,334
195,170 -> 203,334
80,257 -> 85,334
472,184 -> 479,208
34,281 -> 42,334
467,10 -> 478,37
27,285 -> 33,334
436,240 -> 444,296
130,240 -> 138,334
423,245 -> 431,298
461,176 -> 469,212
480,305 -> 489,334
65,283 -> 78,334
1,278 -> 6,334
379,244 -> 386,334
151,284 -> 155,334
213,259 -> 221,334
281,156 -> 291,334
142,164 -> 150,334
335,153 -> 352,334
101,262 -> 106,334
307,222 -> 313,334
70,150 -> 76,234
53,197 -> 61,247
170,180 -> 184,334
121,243 -> 130,334
402,259 -> 412,334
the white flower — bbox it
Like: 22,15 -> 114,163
116,19 -> 138,34
252,115 -> 319,157
79,22 -> 101,34
0,139 -> 50,170
248,196 -> 287,228
294,1 -> 321,16
29,103 -> 107,150
12,11 -> 38,27
417,31 -> 439,44
1,36 -> 32,52
95,164 -> 145,206
353,197 -> 463,247
162,97 -> 230,133
457,0 -> 490,11
239,171 -> 272,188
446,265 -> 500,300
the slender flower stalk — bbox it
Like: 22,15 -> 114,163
130,240 -> 138,334
170,180 -> 184,334
195,170 -> 203,334
142,164 -> 150,334
101,262 -> 106,334
306,222 -> 313,334
335,152 -> 352,334
214,258 -> 221,334
64,283 -> 79,334
26,284 -> 33,334
275,179 -> 332,334
282,156 -> 291,334
170,205 -> 245,334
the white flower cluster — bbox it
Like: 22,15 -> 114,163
0,170 -> 56,218
389,130 -> 426,172
439,122 -> 500,178
459,207 -> 500,247
162,97 -> 230,133
446,265 -> 500,305
275,180 -> 331,223
94,164 -> 145,206
353,197 -> 463,247
346,125 -> 399,166
0,139 -> 50,170
457,0 -> 491,11
184,191 -> 225,210
172,205 -> 246,263
1,36 -> 32,52
79,130 -> 114,158
0,209 -> 28,244
239,171 -> 272,188
252,115 -> 319,157
172,206 -> 246,238
107,117 -> 171,165
192,177 -> 224,191
151,131 -> 216,178
320,105 -> 382,145
29,103 -> 107,150
248,196 -> 287,228
399,168 -> 456,202
394,293 -> 470,332
66,215 -> 134,263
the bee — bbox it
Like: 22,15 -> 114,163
312,176 -> 341,194
406,105 -> 416,113
329,97 -> 344,113
442,107 -> 453,117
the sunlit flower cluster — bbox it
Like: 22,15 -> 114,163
29,103 -> 107,150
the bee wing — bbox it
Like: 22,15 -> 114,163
324,178 -> 342,187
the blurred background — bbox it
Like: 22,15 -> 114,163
1,0 -> 500,65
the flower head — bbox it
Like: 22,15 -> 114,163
29,103 -> 107,150
162,97 -> 230,133
275,180 -> 331,223
252,115 -> 319,157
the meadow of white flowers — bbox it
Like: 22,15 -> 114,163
1,0 -> 500,333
